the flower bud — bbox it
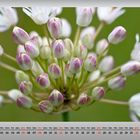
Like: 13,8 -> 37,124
108,76 -> 126,90
15,70 -> 30,84
17,45 -> 26,54
75,44 -> 87,59
65,63 -> 73,78
63,49 -> 71,62
88,70 -> 101,82
0,45 -> 4,56
48,89 -> 64,107
96,39 -> 109,55
12,26 -> 30,45
30,31 -> 42,47
31,61 -> 44,77
48,63 -> 61,79
61,18 -> 71,38
24,41 -> 39,58
121,61 -> 140,76
40,45 -> 51,59
0,96 -> 4,106
129,93 -> 140,121
39,100 -> 53,113
16,96 -> 32,108
19,81 -> 33,95
80,26 -> 95,50
108,26 -> 127,44
48,17 -> 62,39
36,73 -> 50,88
99,56 -> 114,73
76,7 -> 95,27
77,93 -> 90,106
64,38 -> 74,54
52,39 -> 65,59
8,89 -> 23,101
84,53 -> 97,72
69,57 -> 82,74
16,52 -> 33,70
92,87 -> 105,100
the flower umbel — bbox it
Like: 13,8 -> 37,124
1,7 -> 140,122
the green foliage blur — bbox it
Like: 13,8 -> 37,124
0,8 -> 140,121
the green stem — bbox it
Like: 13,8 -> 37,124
43,24 -> 51,47
74,26 -> 81,48
100,98 -> 128,106
0,61 -> 18,72
93,22 -> 105,41
3,53 -> 17,63
62,112 -> 69,121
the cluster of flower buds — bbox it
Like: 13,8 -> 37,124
1,7 -> 140,120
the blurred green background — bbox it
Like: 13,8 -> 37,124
0,8 -> 140,121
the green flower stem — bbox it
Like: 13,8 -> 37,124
0,61 -> 18,72
103,66 -> 121,78
43,24 -> 51,48
100,98 -> 128,106
3,53 -> 17,63
62,112 -> 69,121
74,26 -> 81,48
93,22 -> 105,41
59,59 -> 65,87
80,72 -> 122,92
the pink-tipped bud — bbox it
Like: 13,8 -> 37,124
108,76 -> 126,90
92,87 -> 105,100
77,93 -> 90,106
48,89 -> 64,107
121,61 -> 140,76
39,100 -> 53,113
16,96 -> 32,108
24,41 -> 39,58
36,73 -> 50,88
99,56 -> 114,73
76,7 -> 95,27
96,39 -> 109,55
16,52 -> 33,70
29,31 -> 42,47
48,17 -> 62,39
19,81 -> 33,95
69,57 -> 83,74
48,63 -> 61,79
52,39 -> 65,59
12,26 -> 30,45
84,53 -> 97,72
17,45 -> 26,54
108,26 -> 127,44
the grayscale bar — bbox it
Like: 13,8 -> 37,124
0,0 -> 140,7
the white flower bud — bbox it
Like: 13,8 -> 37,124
80,26 -> 95,50
40,46 -> 51,59
0,45 -> 4,56
8,89 -> 23,101
99,56 -> 114,73
88,70 -> 101,82
76,7 -> 95,27
96,39 -> 109,55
